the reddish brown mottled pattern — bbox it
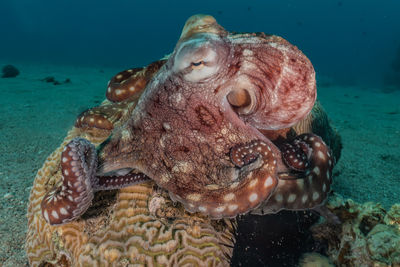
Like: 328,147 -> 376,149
98,15 -> 319,218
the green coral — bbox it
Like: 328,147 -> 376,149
367,224 -> 400,264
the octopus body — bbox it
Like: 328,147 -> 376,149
40,14 -> 335,226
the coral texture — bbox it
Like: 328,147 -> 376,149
311,193 -> 400,266
299,252 -> 334,267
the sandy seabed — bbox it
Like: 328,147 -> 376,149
0,61 -> 399,266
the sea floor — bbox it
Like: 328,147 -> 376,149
0,61 -> 399,266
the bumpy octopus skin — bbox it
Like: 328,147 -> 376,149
106,60 -> 165,102
74,60 -> 165,140
41,138 -> 96,225
41,62 -> 163,225
254,133 -> 334,214
41,14 -> 335,225
41,138 -> 149,225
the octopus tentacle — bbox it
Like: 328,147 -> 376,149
170,140 -> 278,219
280,140 -> 310,172
75,102 -> 131,142
41,138 -> 151,225
106,60 -> 166,103
75,60 -> 166,140
95,172 -> 150,191
106,67 -> 146,102
41,138 -> 97,225
76,107 -> 114,131
75,102 -> 130,130
254,133 -> 333,214
230,140 -> 261,167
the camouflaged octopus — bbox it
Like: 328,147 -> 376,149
40,14 -> 335,226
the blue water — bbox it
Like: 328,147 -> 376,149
1,0 -> 400,87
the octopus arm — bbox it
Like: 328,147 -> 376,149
41,138 -> 96,225
40,138 -> 150,225
169,139 -> 279,219
106,60 -> 166,103
253,133 -> 334,214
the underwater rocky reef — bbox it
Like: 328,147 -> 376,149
312,194 -> 400,266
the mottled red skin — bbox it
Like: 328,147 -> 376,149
76,107 -> 116,131
253,133 -> 334,215
41,138 -> 96,225
106,60 -> 166,103
280,141 -> 309,171
98,15 -> 318,218
41,138 -> 150,225
75,61 -> 165,138
42,61 -> 165,225
41,15 -> 334,224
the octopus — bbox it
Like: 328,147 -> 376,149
39,14 -> 335,226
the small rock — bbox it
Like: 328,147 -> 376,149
1,64 -> 20,78
41,76 -> 56,83
299,252 -> 334,267
41,76 -> 71,85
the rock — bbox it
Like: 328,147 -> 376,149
41,76 -> 55,83
367,224 -> 400,265
1,64 -> 20,78
299,252 -> 334,267
232,210 -> 320,266
41,76 -> 71,85
311,193 -> 400,266
385,204 -> 400,228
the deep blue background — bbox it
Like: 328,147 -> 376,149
1,0 -> 399,86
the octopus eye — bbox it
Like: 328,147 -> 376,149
183,55 -> 217,82
191,61 -> 205,69
173,37 -> 221,82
